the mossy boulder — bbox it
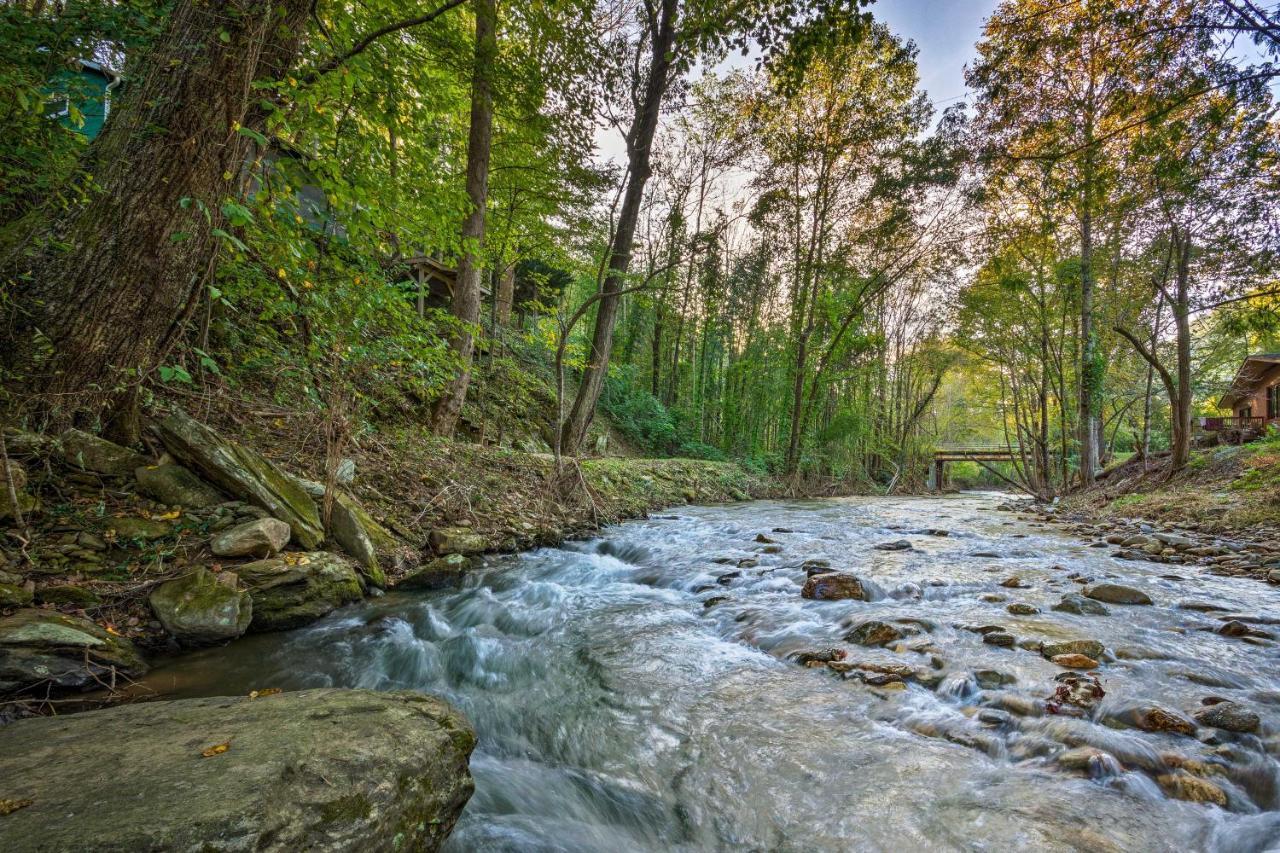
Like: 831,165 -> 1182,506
0,688 -> 475,852
398,554 -> 475,590
134,462 -> 225,508
0,582 -> 33,609
0,608 -> 145,694
36,584 -> 101,607
328,490 -> 392,587
238,551 -> 363,631
60,428 -> 148,477
156,409 -> 323,548
149,568 -> 253,646
105,515 -> 173,542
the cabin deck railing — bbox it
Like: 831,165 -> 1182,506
1197,416 -> 1278,432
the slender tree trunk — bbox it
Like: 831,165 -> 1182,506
431,0 -> 497,436
1171,230 -> 1193,470
494,262 -> 515,327
1,0 -> 310,438
560,0 -> 678,454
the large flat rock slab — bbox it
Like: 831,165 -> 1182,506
0,688 -> 475,852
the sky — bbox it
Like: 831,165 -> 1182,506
872,0 -> 1001,111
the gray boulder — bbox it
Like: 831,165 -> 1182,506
0,688 -> 475,853
429,526 -> 489,556
238,551 -> 363,631
1084,583 -> 1153,605
156,410 -> 323,548
211,517 -> 292,558
0,608 -> 146,694
1053,593 -> 1110,616
60,428 -> 148,477
149,568 -> 253,646
135,462 -> 225,508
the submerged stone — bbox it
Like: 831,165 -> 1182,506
1194,701 -> 1260,733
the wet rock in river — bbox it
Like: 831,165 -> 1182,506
1007,603 -> 1040,615
702,596 -> 729,609
737,558 -> 759,569
800,572 -> 868,601
760,545 -> 783,554
211,517 -> 292,559
1052,593 -> 1110,616
754,533 -> 777,544
1157,772 -> 1228,806
0,688 -> 476,853
999,576 -> 1027,588
790,648 -> 846,666
800,559 -> 831,574
1083,583 -> 1152,605
983,631 -> 1016,648
1050,653 -> 1099,669
1194,701 -> 1261,733
1217,619 -> 1274,640
980,593 -> 1007,603
1046,672 -> 1105,714
844,620 -> 903,647
1042,639 -> 1105,660
716,571 -> 741,585
1056,747 -> 1120,776
1111,704 -> 1197,736
874,540 -> 913,552
974,669 -> 1017,689
1178,600 -> 1230,612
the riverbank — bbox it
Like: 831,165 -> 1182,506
0,406 -> 767,718
1048,440 -> 1280,585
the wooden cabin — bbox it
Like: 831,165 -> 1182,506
1201,353 -> 1280,434
403,256 -> 489,316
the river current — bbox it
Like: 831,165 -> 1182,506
139,494 -> 1280,852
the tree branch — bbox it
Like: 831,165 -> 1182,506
298,0 -> 468,86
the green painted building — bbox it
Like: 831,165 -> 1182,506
48,59 -> 119,140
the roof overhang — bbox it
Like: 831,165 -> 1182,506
1219,354 -> 1280,409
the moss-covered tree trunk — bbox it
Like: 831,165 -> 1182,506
1,0 -> 309,441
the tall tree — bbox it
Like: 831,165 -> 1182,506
431,0 -> 497,436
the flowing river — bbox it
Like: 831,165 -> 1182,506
138,494 -> 1280,851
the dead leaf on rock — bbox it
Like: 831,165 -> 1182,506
200,740 -> 231,758
0,798 -> 33,816
248,688 -> 282,700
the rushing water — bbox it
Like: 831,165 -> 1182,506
139,494 -> 1280,852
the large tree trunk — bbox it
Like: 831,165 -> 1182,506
1,0 -> 309,439
560,0 -> 678,455
431,0 -> 497,437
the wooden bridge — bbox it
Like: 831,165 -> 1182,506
928,445 -> 1021,491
